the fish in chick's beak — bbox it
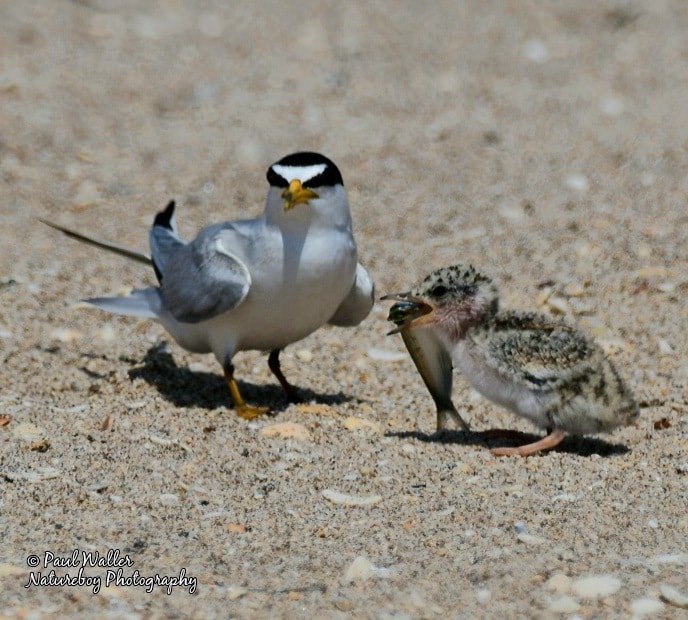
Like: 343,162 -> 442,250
381,292 -> 470,431
281,180 -> 319,211
381,294 -> 435,334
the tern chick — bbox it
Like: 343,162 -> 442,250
42,152 -> 374,419
385,265 -> 639,456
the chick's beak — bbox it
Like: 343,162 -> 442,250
282,180 -> 319,211
383,296 -> 435,334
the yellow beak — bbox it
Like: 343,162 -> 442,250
281,180 -> 319,211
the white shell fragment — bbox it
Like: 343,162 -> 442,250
147,434 -> 190,452
4,467 -> 61,483
322,489 -> 383,506
660,584 -> 688,609
630,598 -> 664,617
516,533 -> 547,546
571,574 -> 622,599
366,348 -> 407,362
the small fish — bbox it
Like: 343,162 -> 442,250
384,298 -> 470,431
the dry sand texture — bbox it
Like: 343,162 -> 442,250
1,1 -> 687,618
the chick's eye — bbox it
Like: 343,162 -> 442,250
431,285 -> 448,297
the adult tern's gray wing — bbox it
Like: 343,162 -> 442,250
160,223 -> 252,324
328,263 -> 374,327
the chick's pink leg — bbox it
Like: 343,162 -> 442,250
491,429 -> 566,457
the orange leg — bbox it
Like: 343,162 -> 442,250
491,428 -> 566,457
268,350 -> 300,403
223,363 -> 269,420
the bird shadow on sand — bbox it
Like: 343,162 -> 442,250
386,428 -> 630,457
123,343 -> 353,413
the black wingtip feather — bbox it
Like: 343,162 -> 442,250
152,200 -> 176,283
153,200 -> 176,230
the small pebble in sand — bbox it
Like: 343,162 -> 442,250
548,596 -> 580,613
600,97 -> 625,116
571,574 -> 621,599
476,589 -> 491,604
50,328 -> 82,343
295,348 -> 313,362
228,586 -> 248,601
565,174 -> 589,193
294,404 -> 338,417
343,556 -> 375,582
73,180 -> 102,208
343,417 -> 381,433
28,439 -> 51,452
12,422 -> 43,442
656,281 -> 677,294
640,171 -> 655,187
564,282 -> 586,297
261,422 -> 310,440
545,295 -> 570,315
552,493 -> 577,502
657,339 -> 673,355
95,324 -> 116,341
546,573 -> 572,594
523,39 -> 548,63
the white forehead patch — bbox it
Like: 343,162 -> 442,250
271,163 -> 327,184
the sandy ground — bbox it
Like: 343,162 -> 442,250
1,1 -> 687,618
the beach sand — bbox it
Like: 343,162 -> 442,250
1,2 -> 687,617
